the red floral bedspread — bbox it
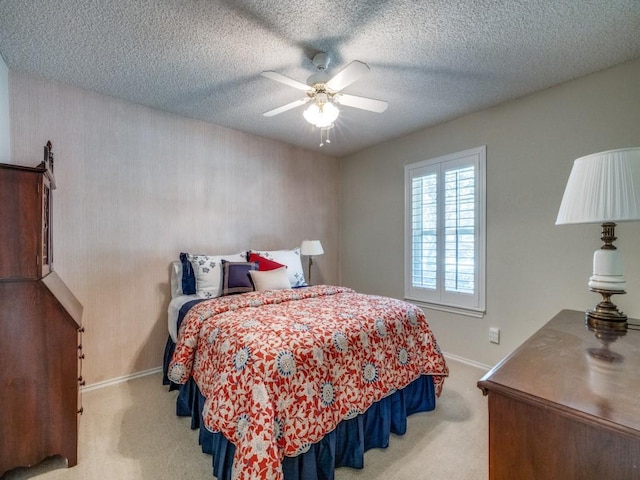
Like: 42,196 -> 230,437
168,285 -> 448,480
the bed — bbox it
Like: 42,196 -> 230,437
164,250 -> 448,480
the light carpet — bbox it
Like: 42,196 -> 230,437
2,359 -> 488,480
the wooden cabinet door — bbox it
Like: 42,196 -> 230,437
0,166 -> 43,280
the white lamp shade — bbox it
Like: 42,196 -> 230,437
300,240 -> 324,256
556,147 -> 640,225
303,102 -> 339,128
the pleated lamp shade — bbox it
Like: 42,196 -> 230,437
556,148 -> 640,225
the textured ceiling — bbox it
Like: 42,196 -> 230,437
1,1 -> 639,157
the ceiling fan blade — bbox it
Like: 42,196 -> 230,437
325,60 -> 370,92
261,71 -> 312,92
336,93 -> 388,113
263,98 -> 310,117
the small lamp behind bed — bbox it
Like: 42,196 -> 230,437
301,240 -> 324,285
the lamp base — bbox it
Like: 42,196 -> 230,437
586,288 -> 627,331
307,256 -> 314,285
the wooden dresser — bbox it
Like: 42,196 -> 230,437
0,144 -> 84,476
478,309 -> 640,479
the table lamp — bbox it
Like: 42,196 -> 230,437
556,147 -> 640,331
300,240 -> 324,284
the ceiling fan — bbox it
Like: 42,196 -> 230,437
261,52 -> 388,146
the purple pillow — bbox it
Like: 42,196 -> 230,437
221,261 -> 258,296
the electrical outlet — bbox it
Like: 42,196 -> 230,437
489,327 -> 500,344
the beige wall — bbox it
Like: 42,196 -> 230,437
9,71 -> 340,386
8,57 -> 639,382
341,58 -> 640,368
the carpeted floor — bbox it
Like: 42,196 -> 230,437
2,359 -> 488,480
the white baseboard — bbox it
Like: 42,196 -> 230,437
443,351 -> 492,371
82,366 -> 163,393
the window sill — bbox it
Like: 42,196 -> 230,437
404,298 -> 485,318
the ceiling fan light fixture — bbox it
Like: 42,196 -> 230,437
262,52 -> 387,148
303,101 -> 339,128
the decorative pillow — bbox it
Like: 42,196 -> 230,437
248,252 -> 286,271
221,261 -> 258,296
179,252 -> 196,295
249,267 -> 291,291
249,248 -> 307,287
187,252 -> 247,298
171,261 -> 183,298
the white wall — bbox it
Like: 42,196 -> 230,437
341,58 -> 640,368
0,54 -> 9,162
9,71 -> 341,385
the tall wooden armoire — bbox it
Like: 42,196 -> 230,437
0,142 -> 84,476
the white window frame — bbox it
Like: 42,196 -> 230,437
404,146 -> 486,317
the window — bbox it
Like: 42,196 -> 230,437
405,146 -> 486,315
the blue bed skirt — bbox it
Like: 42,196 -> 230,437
163,338 -> 436,480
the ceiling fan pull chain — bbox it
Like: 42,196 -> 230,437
319,127 -> 324,147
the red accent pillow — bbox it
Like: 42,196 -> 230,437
248,253 -> 286,271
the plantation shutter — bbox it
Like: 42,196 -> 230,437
411,170 -> 437,290
405,146 -> 485,314
444,165 -> 475,294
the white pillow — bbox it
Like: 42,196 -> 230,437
250,248 -> 307,287
170,261 -> 183,299
249,267 -> 291,291
187,252 -> 246,298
